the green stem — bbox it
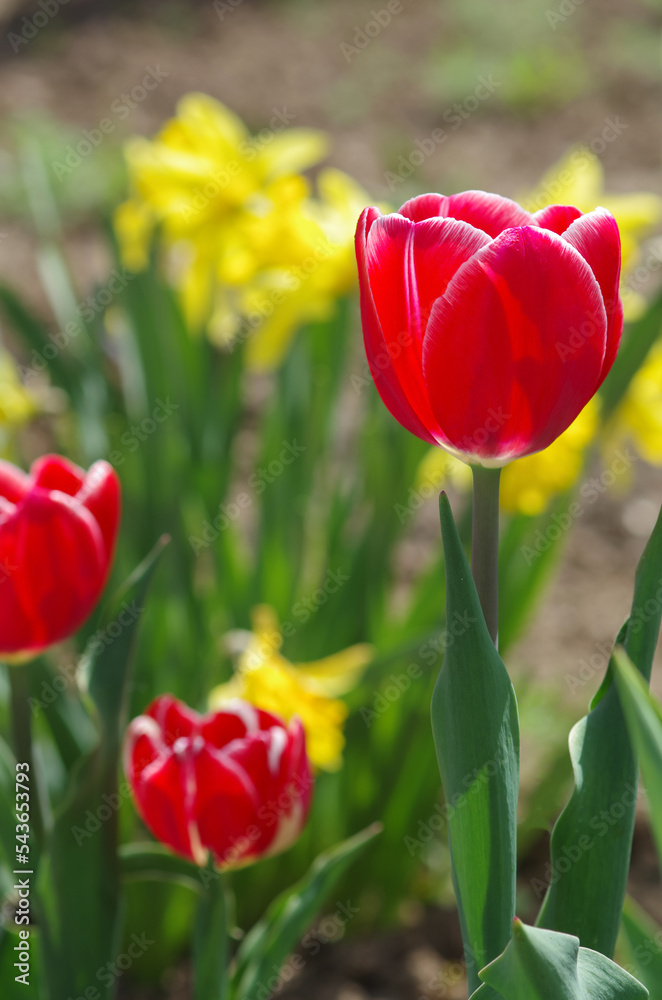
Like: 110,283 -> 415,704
193,863 -> 230,1000
470,466 -> 501,646
8,661 -> 43,844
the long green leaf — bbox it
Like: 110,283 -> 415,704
232,824 -> 381,1000
35,538 -> 167,1000
612,647 -> 662,864
537,505 -> 662,954
119,842 -> 202,892
431,494 -> 519,995
475,920 -> 647,999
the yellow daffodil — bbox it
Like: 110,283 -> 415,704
413,400 -> 599,518
0,350 -> 41,456
115,94 -> 376,370
605,343 -> 662,466
524,148 -> 662,319
209,605 -> 373,771
499,400 -> 599,515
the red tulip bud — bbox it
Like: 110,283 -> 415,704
124,695 -> 313,869
0,455 -> 121,660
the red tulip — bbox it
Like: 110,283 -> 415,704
124,695 -> 313,868
0,455 -> 120,661
356,192 -> 622,464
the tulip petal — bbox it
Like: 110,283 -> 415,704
412,218 -> 491,332
533,204 -> 583,235
399,193 -> 449,222
423,226 -> 607,462
146,695 -> 200,746
356,207 -> 440,445
444,190 -> 532,238
194,743 -> 265,866
30,454 -> 85,496
135,751 -> 201,862
0,461 -> 30,504
77,461 -> 121,561
364,213 -> 492,432
0,490 -> 106,655
561,207 -> 623,381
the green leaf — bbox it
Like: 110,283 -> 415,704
620,896 -> 662,999
537,505 -> 662,955
612,647 -> 662,864
431,494 -> 519,995
0,732 -> 18,866
35,538 -> 167,1000
231,823 -> 381,1000
475,920 -> 648,999
119,842 -> 202,892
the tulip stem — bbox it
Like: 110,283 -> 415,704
470,466 -> 501,645
194,862 -> 230,1000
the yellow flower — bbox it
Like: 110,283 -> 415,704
114,94 -> 376,369
500,401 -> 599,515
209,605 -> 373,771
606,342 -> 662,466
0,351 -> 40,455
525,148 -> 662,318
413,446 -> 472,497
414,400 -> 599,518
243,168 -> 380,371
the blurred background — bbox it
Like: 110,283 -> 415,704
1,1 -> 662,998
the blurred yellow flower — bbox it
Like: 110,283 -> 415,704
525,148 -> 662,319
115,93 -> 375,370
414,400 -> 599,517
0,351 -> 39,455
606,342 -> 662,466
500,400 -> 599,515
209,605 -> 373,771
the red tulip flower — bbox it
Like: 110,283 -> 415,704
356,192 -> 622,465
124,695 -> 313,868
0,455 -> 120,661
